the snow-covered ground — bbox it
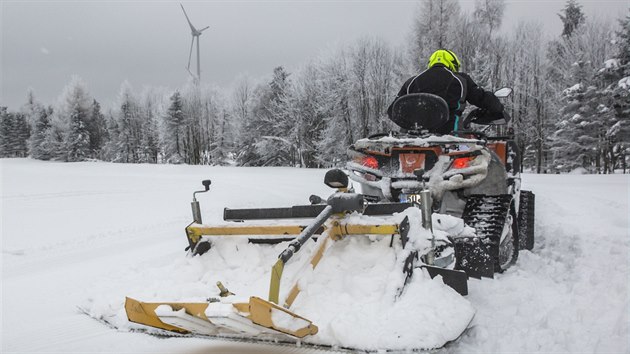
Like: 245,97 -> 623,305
1,158 -> 628,353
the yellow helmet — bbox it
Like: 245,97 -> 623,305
427,49 -> 461,72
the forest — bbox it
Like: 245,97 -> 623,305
1,0 -> 629,173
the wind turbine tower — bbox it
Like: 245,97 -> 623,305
180,4 -> 209,82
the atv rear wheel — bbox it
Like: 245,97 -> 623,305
497,207 -> 519,272
457,194 -> 515,278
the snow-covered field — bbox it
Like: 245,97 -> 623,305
1,158 -> 628,353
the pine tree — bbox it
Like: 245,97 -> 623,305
0,108 -> 30,158
163,91 -> 185,163
117,95 -> 136,163
55,76 -> 94,162
559,0 -> 585,37
22,89 -> 40,128
139,99 -> 159,163
550,61 -> 607,172
0,107 -> 11,157
107,82 -> 148,163
21,90 -> 50,159
237,66 -> 292,166
86,99 -> 107,157
101,112 -> 119,161
28,106 -> 52,160
596,12 -> 630,172
65,104 -> 91,161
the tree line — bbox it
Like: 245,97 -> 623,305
1,0 -> 628,173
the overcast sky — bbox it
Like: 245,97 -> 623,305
2,0 -> 628,110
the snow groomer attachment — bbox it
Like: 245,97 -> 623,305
126,169 -> 468,342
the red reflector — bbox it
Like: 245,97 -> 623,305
362,156 -> 379,169
453,157 -> 470,169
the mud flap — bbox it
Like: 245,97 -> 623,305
423,265 -> 469,296
401,252 -> 469,296
454,239 -> 494,279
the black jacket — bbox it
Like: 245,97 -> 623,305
387,64 -> 503,134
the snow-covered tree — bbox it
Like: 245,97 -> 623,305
550,78 -> 604,172
408,0 -> 461,70
501,21 -> 551,173
237,66 -> 292,166
469,0 -> 506,88
559,0 -> 586,37
85,99 -> 107,157
545,15 -> 616,173
366,38 -> 399,134
230,75 -> 254,161
0,107 -> 30,158
314,51 -> 356,166
109,82 -> 142,163
137,88 -> 164,163
22,89 -> 41,128
28,105 -> 53,160
20,90 -> 52,159
474,0 -> 505,36
593,12 -> 630,172
162,90 -> 185,163
54,76 -> 93,161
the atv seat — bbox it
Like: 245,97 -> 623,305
389,93 -> 449,132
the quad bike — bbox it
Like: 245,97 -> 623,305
122,88 -> 534,351
346,88 -> 535,278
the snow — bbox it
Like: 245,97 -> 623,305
564,83 -> 583,94
271,308 -> 311,333
353,134 -> 483,150
604,58 -> 619,69
619,76 -> 630,91
2,158 -> 629,353
569,167 -> 589,175
155,305 -> 181,317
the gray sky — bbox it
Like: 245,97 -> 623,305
2,0 -> 629,110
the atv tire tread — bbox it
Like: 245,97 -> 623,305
518,190 -> 535,250
455,194 -> 516,278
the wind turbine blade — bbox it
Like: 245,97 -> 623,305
187,36 -> 194,70
199,26 -> 210,33
180,4 -> 198,33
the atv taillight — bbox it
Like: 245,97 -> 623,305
362,156 -> 379,169
452,157 -> 471,169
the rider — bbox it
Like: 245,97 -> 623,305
387,49 -> 504,134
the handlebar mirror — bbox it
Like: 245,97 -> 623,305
494,87 -> 512,98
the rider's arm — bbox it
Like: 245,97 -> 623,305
460,73 -> 503,113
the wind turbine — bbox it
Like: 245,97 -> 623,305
180,4 -> 209,82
